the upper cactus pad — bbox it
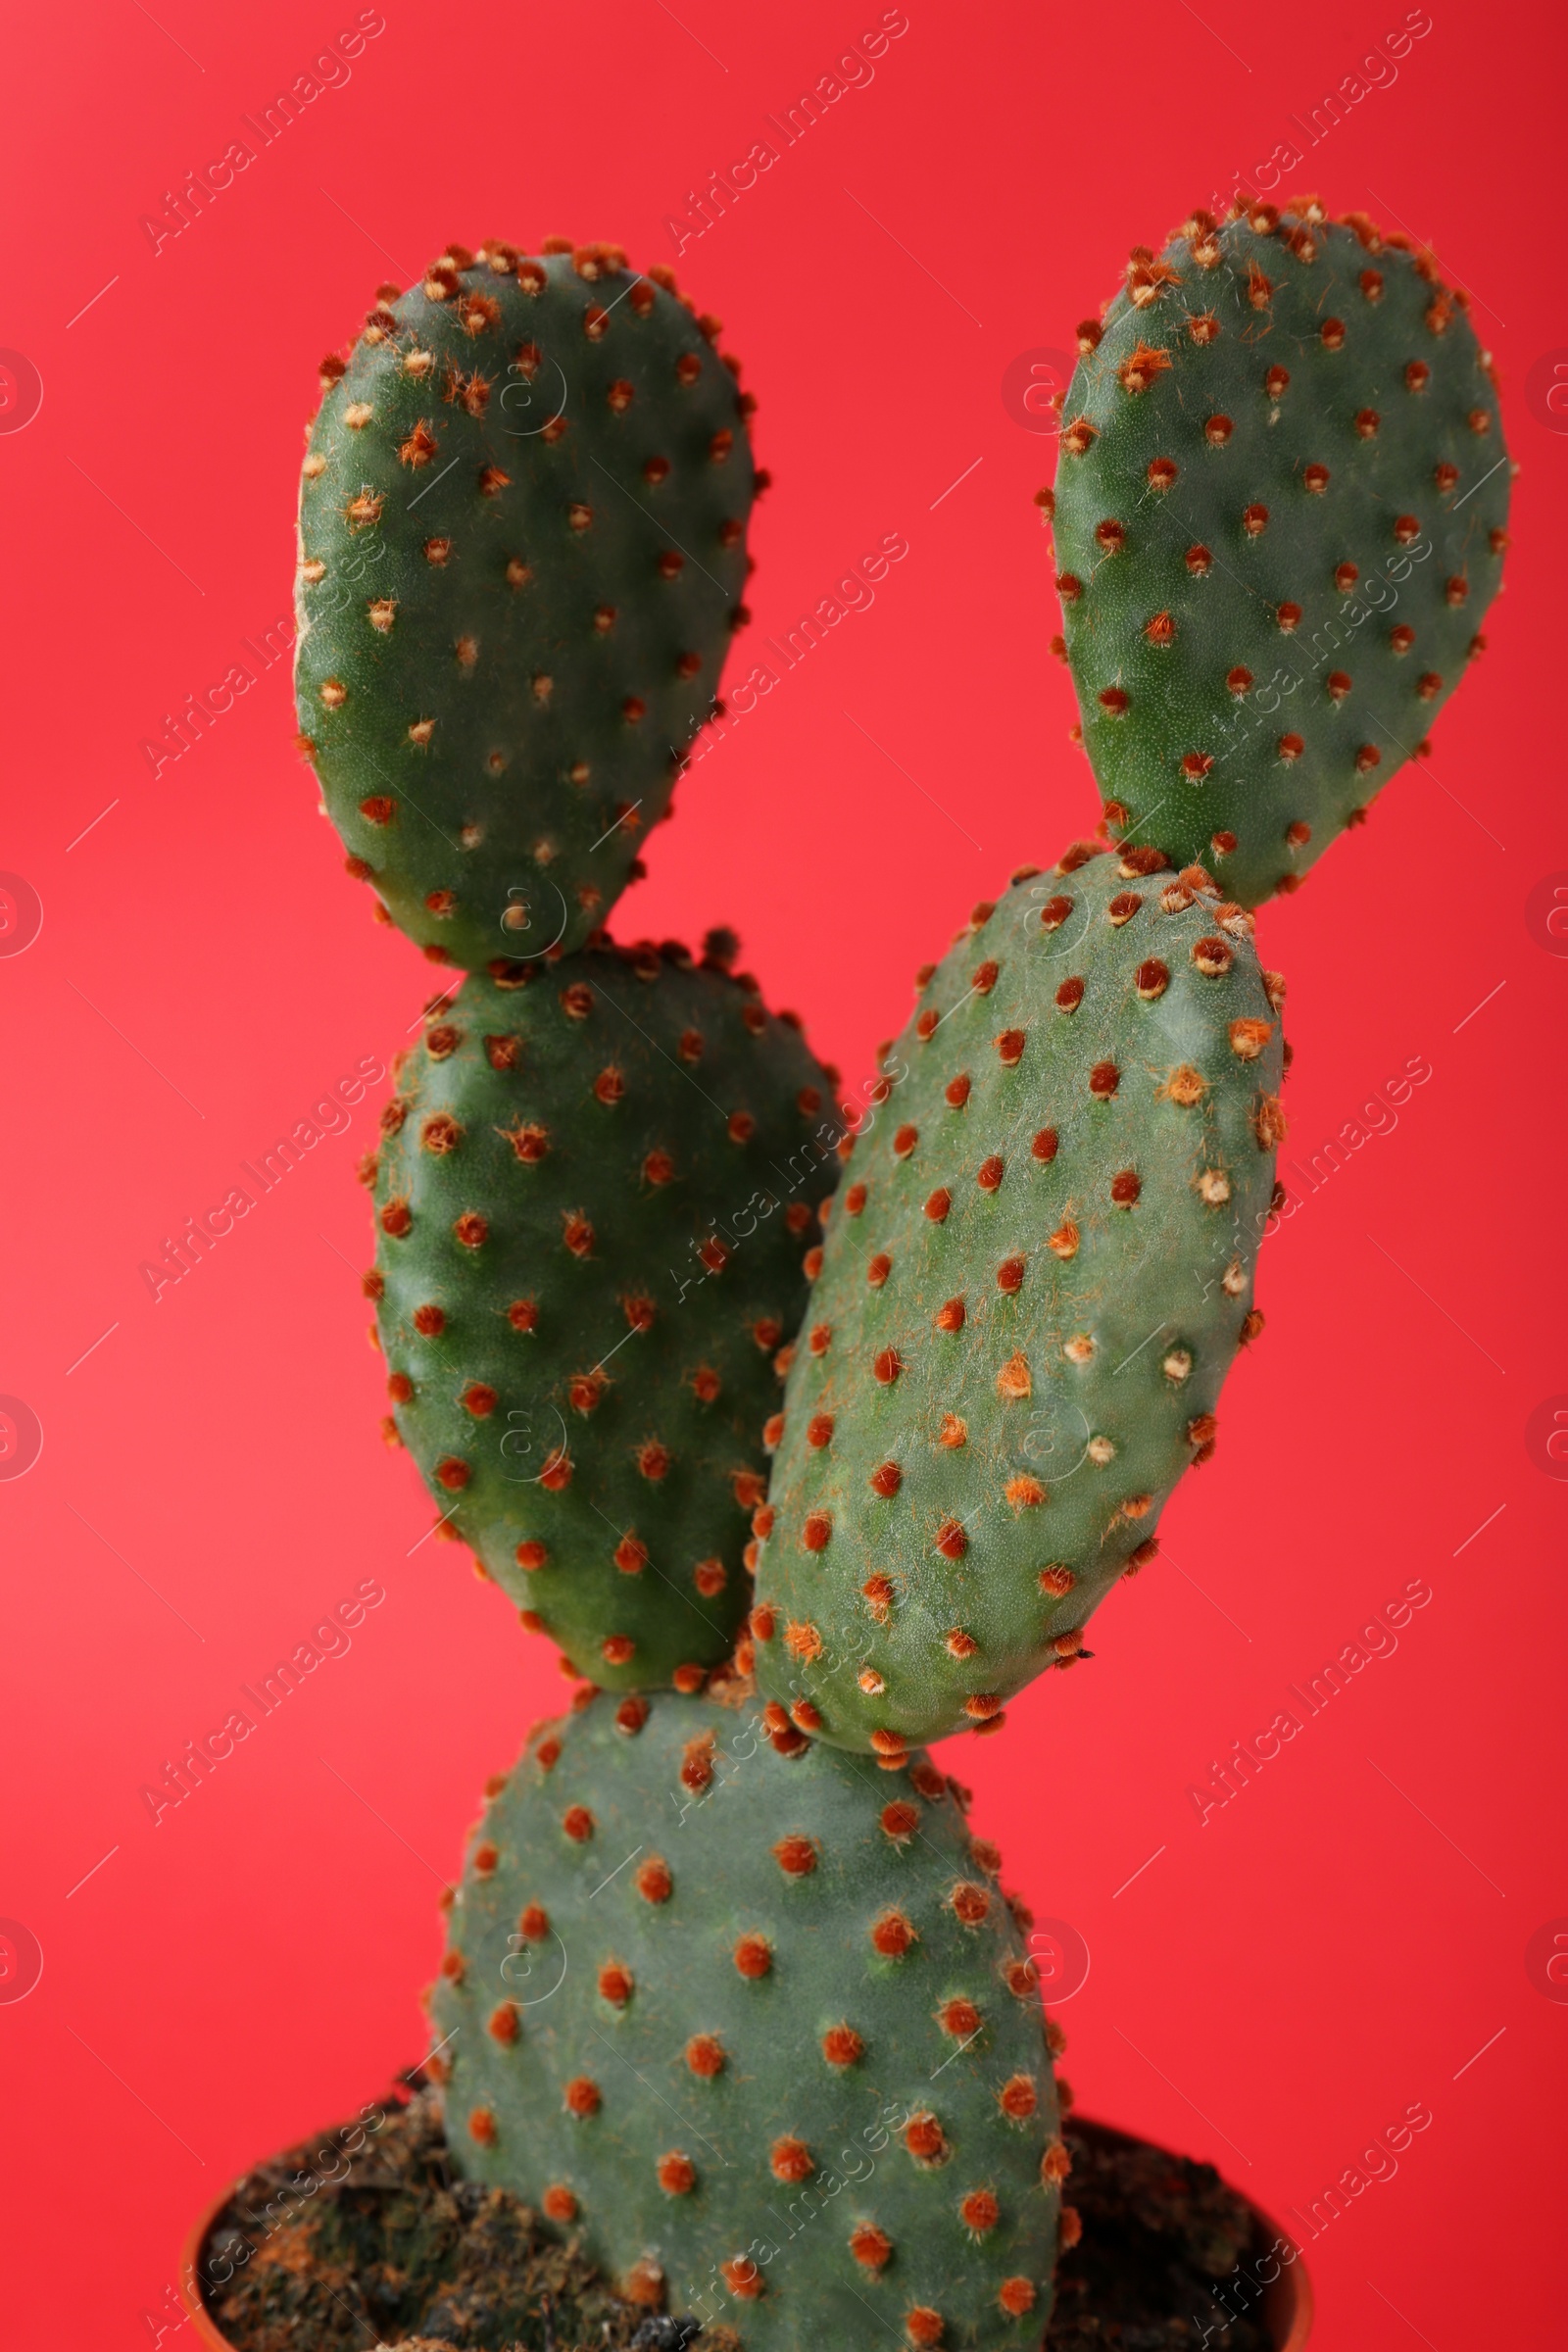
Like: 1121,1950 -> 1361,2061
369,936 -> 837,1690
296,240 -> 756,969
750,848 -> 1284,1753
430,1689 -> 1063,2350
1049,199 -> 1508,906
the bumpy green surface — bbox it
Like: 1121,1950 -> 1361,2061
752,847 -> 1285,1752
371,938 -> 837,1689
1050,200 -> 1508,906
430,1690 -> 1062,2350
296,239 -> 755,969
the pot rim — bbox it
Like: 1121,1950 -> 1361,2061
178,2109 -> 1312,2352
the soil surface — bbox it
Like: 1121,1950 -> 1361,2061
201,2075 -> 1280,2351
1046,2116 -> 1278,2349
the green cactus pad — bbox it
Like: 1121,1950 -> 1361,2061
295,239 -> 756,970
429,1689 -> 1063,2349
369,936 -> 838,1690
750,846 -> 1285,1753
1048,199 -> 1508,906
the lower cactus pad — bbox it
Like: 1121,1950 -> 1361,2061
429,1690 -> 1063,2350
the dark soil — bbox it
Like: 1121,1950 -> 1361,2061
1047,2119 -> 1279,2349
201,2075 -> 1283,2351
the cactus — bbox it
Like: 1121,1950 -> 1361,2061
428,1689 -> 1064,2350
1047,198 -> 1508,907
749,845 -> 1285,1754
369,935 -> 838,1690
295,239 -> 757,972
218,190 -> 1406,2351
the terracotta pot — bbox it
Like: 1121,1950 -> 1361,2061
179,2112 -> 1312,2351
176,2190 -> 237,2352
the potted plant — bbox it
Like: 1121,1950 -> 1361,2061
183,192 -> 1505,2351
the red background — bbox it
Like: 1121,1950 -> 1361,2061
2,1 -> 1565,2343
